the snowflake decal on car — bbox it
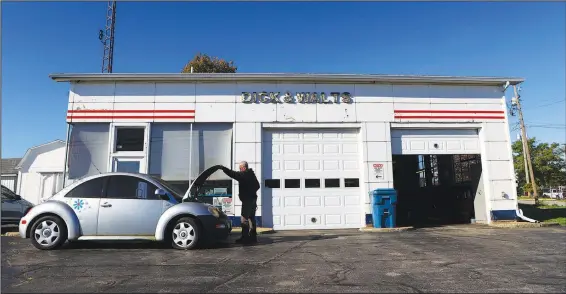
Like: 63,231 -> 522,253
73,199 -> 84,210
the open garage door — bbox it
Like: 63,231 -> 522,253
391,128 -> 484,227
391,129 -> 480,155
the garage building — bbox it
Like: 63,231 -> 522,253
51,73 -> 522,229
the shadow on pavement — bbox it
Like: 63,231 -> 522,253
55,233 -> 344,250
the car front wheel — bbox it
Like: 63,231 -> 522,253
170,217 -> 200,250
30,215 -> 68,250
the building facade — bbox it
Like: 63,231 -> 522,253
52,73 -> 522,229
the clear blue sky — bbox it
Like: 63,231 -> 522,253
2,1 -> 565,158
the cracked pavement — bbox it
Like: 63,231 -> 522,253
2,225 -> 566,293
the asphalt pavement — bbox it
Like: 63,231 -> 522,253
2,225 -> 566,293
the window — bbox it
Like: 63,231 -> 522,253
265,179 -> 280,188
105,175 -> 160,200
430,155 -> 440,186
284,179 -> 300,188
325,178 -> 340,188
344,178 -> 359,188
65,177 -> 106,198
453,154 -> 481,183
417,155 -> 427,187
115,128 -> 145,152
305,179 -> 321,188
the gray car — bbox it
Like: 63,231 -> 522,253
2,185 -> 34,226
18,166 -> 232,250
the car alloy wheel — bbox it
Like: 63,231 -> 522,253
171,217 -> 200,250
30,215 -> 67,250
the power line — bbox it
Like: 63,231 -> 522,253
529,99 -> 566,109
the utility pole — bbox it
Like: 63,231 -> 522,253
521,134 -> 530,186
513,85 -> 539,204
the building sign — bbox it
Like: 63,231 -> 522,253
241,91 -> 353,104
373,163 -> 384,179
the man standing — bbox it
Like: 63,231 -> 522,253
221,161 -> 260,244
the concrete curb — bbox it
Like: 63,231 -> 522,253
487,222 -> 561,228
231,227 -> 276,235
359,226 -> 415,232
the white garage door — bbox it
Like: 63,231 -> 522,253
391,129 -> 480,155
262,129 -> 363,230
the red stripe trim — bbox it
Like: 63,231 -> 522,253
394,115 -> 505,119
394,110 -> 504,114
67,109 -> 195,113
66,116 -> 195,119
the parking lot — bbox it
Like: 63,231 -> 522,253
2,225 -> 566,293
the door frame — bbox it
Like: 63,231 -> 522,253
107,122 -> 151,173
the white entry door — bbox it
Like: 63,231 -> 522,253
262,129 -> 363,230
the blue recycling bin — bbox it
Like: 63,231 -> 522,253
370,188 -> 397,228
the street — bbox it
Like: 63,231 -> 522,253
2,225 -> 566,293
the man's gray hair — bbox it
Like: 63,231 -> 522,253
239,161 -> 249,168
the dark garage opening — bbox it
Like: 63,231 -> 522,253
393,154 -> 483,227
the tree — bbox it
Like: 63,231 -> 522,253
181,53 -> 237,73
512,138 -> 566,196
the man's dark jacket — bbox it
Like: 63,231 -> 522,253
221,167 -> 260,203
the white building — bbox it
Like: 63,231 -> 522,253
15,140 -> 66,205
51,73 -> 522,229
1,158 -> 21,192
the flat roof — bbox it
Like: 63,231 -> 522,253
49,73 -> 524,86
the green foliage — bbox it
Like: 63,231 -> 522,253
512,138 -> 566,195
182,53 -> 237,73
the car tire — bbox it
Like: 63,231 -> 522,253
30,215 -> 67,250
170,217 -> 200,250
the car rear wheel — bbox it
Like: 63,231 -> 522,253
171,217 -> 200,250
30,215 -> 67,250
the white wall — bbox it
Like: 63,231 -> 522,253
67,81 -> 517,221
1,175 -> 17,192
19,146 -> 66,205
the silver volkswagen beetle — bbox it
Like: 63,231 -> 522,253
18,165 -> 232,250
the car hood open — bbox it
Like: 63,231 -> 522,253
182,165 -> 224,201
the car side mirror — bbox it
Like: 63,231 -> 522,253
14,195 -> 22,200
155,188 -> 169,200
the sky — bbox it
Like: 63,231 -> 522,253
2,1 -> 565,158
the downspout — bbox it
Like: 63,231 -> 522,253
62,123 -> 71,188
188,123 -> 193,187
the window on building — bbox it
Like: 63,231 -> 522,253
265,179 -> 280,188
115,127 -> 145,152
417,155 -> 427,187
105,175 -> 159,200
324,178 -> 340,188
285,179 -> 300,188
65,176 -> 106,198
344,178 -> 359,188
430,155 -> 440,186
148,123 -> 233,196
68,123 -> 110,180
305,179 -> 321,188
453,154 -> 481,183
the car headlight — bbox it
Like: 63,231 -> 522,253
208,206 -> 220,218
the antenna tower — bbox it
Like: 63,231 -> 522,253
99,1 -> 117,73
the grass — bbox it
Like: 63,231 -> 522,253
519,203 -> 566,226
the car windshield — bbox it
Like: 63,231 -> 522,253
150,176 -> 185,202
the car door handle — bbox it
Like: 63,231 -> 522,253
101,203 -> 112,208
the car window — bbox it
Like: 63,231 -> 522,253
106,175 -> 160,200
1,185 -> 18,199
65,177 -> 106,198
